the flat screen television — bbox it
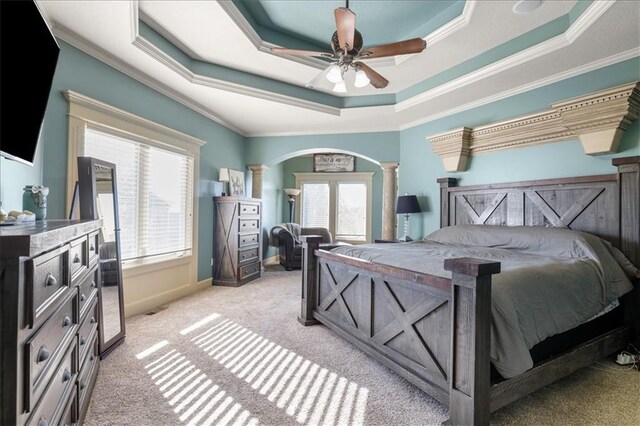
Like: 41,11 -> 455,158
0,1 -> 60,166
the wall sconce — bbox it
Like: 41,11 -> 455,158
283,188 -> 301,223
395,194 -> 421,241
219,168 -> 230,195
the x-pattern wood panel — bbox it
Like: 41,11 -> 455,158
216,203 -> 237,274
318,262 -> 359,329
372,280 -> 447,379
459,193 -> 507,224
525,187 -> 605,228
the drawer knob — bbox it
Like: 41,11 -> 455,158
90,244 -> 95,251
80,336 -> 87,345
80,294 -> 86,302
45,273 -> 57,287
90,316 -> 97,324
91,280 -> 96,288
62,369 -> 72,382
37,346 -> 50,363
90,355 -> 95,362
73,253 -> 81,264
37,418 -> 48,426
62,316 -> 72,327
80,381 -> 86,390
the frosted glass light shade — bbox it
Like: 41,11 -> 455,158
354,69 -> 370,88
326,65 -> 343,83
513,0 -> 543,14
332,81 -> 347,93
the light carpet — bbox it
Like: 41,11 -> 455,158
85,267 -> 640,425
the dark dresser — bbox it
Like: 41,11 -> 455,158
1,220 -> 102,425
213,197 -> 262,286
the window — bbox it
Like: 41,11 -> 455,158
296,172 -> 373,243
84,127 -> 194,262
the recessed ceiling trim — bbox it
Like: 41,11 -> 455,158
216,0 -> 334,70
131,34 -> 342,117
50,23 -> 248,136
395,0 -> 616,112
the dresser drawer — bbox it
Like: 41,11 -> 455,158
238,247 -> 259,264
239,202 -> 260,216
27,245 -> 69,328
238,232 -> 259,248
239,219 -> 259,232
88,231 -> 100,267
78,333 -> 99,416
69,237 -> 88,284
78,298 -> 99,366
238,261 -> 260,281
78,268 -> 98,319
26,341 -> 77,426
25,290 -> 78,411
59,384 -> 77,426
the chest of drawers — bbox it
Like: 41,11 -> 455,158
1,220 -> 102,425
213,197 -> 262,286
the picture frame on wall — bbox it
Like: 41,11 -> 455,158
228,169 -> 245,196
313,154 -> 355,172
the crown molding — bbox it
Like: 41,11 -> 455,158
396,0 -> 617,112
51,23 -> 248,136
427,81 -> 640,172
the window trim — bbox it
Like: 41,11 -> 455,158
64,90 -> 204,269
294,172 -> 374,244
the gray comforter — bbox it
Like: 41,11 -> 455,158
330,225 -> 637,378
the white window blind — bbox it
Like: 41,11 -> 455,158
336,182 -> 366,241
301,183 -> 330,229
84,128 -> 193,262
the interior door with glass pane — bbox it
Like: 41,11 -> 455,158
300,182 -> 330,229
336,182 -> 367,242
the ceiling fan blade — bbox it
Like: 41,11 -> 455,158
306,66 -> 333,89
270,47 -> 334,59
359,38 -> 426,59
354,61 -> 389,89
334,7 -> 356,51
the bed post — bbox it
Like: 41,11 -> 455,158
613,156 -> 640,345
444,258 -> 501,426
438,178 -> 458,228
299,235 -> 323,326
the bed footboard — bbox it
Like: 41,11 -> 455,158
299,236 -> 500,425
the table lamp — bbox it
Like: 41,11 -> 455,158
219,168 -> 230,195
396,194 -> 421,241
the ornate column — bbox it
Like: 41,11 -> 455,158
380,162 -> 399,240
247,164 -> 268,199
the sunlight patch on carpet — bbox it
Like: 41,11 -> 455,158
191,320 -> 370,425
138,342 -> 260,426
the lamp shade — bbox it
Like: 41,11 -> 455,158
219,168 -> 230,182
395,195 -> 421,214
283,188 -> 301,197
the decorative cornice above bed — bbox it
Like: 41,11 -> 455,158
427,81 -> 640,172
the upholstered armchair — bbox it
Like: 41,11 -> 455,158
270,223 -> 346,270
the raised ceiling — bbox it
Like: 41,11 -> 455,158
38,1 -> 640,136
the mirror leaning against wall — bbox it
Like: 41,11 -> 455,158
78,156 -> 126,357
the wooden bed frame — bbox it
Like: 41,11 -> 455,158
299,156 -> 639,425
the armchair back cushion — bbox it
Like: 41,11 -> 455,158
270,223 -> 333,270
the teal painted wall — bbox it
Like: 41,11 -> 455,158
0,147 -> 43,214
261,163 -> 284,259
7,41 -> 246,282
280,156 -> 383,241
399,57 -> 640,240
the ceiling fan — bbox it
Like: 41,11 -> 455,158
270,0 -> 426,92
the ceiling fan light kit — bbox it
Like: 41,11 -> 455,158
270,0 -> 427,92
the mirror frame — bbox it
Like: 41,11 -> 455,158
77,156 -> 126,358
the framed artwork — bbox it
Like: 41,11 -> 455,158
313,154 -> 355,172
229,169 -> 245,196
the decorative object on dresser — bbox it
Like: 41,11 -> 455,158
213,197 -> 262,286
77,157 -> 126,357
0,219 -> 102,425
395,194 -> 421,241
283,188 -> 301,223
228,169 -> 246,197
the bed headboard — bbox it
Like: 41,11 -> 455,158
438,156 -> 640,266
